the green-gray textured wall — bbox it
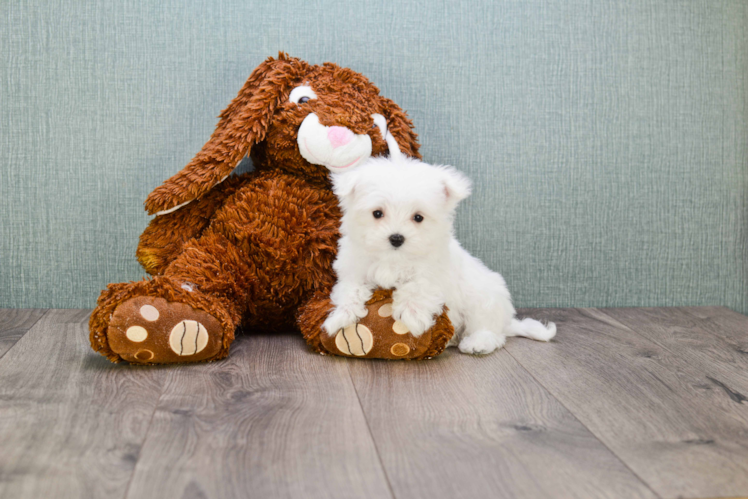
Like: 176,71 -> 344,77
1,0 -> 746,313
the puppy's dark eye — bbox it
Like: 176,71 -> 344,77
373,210 -> 384,219
298,96 -> 310,104
372,122 -> 378,129
413,214 -> 424,223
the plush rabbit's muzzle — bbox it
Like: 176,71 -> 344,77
298,112 -> 388,173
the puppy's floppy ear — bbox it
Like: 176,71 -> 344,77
144,53 -> 309,215
380,97 -> 421,160
331,172 -> 360,208
441,167 -> 472,210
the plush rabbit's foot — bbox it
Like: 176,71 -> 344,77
106,296 -> 226,364
90,277 -> 237,364
299,289 -> 455,360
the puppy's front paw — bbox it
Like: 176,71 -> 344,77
322,304 -> 367,336
458,330 -> 506,355
393,303 -> 436,337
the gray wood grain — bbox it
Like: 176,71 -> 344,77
3,307 -> 747,498
509,307 -> 748,498
0,308 -> 46,359
126,333 -> 391,499
602,306 -> 748,395
679,306 -> 748,346
348,348 -> 655,498
0,309 -> 167,498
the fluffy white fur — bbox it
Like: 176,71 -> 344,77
323,156 -> 556,355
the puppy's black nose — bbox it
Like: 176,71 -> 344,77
389,234 -> 405,248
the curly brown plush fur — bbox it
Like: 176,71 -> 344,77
89,53 -> 452,364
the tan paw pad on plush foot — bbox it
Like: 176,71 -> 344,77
335,323 -> 374,356
108,296 -> 223,364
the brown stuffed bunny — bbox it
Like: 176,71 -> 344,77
89,53 -> 453,364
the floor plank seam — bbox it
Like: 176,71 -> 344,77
504,314 -> 662,499
122,375 -> 169,499
0,309 -> 50,364
345,364 -> 396,499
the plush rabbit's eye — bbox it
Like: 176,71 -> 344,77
413,214 -> 424,223
289,85 -> 317,104
373,210 -> 384,219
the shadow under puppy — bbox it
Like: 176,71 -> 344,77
323,150 -> 556,354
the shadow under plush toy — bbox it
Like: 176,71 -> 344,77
90,53 -> 453,364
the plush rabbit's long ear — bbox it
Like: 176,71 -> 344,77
380,97 -> 421,160
144,53 -> 309,215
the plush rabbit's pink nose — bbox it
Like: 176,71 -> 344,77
327,126 -> 354,149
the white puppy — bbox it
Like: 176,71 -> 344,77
322,155 -> 556,354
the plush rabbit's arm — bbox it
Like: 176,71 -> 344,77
136,174 -> 246,275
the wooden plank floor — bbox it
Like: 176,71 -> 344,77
0,307 -> 746,498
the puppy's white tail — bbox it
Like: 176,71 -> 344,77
507,318 -> 557,342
